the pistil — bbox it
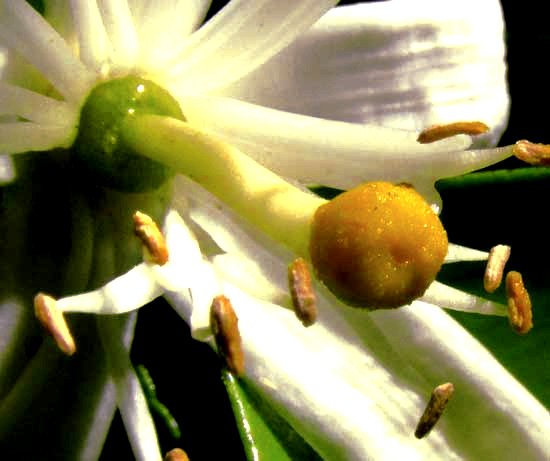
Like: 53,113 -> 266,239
122,116 -> 449,309
121,114 -> 324,257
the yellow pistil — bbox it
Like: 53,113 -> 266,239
33,292 -> 76,355
123,117 -> 448,310
484,245 -> 511,293
288,257 -> 317,327
210,295 -> 245,377
133,210 -> 169,266
164,448 -> 190,461
415,382 -> 455,439
506,271 -> 533,334
417,121 -> 489,144
513,140 -> 550,165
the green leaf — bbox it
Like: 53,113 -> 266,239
222,369 -> 322,461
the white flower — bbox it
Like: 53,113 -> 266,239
1,1 -> 548,460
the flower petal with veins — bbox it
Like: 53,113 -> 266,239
159,0 -> 339,94
216,0 -> 508,146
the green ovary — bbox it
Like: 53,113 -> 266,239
73,76 -> 185,192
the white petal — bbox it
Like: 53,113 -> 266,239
0,0 -> 94,102
97,0 -> 139,73
70,0 -> 112,74
165,261 -> 222,342
43,0 -> 77,43
0,299 -> 28,394
98,313 -> 162,461
0,82 -> 78,125
420,281 -> 507,316
77,380 -> 117,461
160,0 -> 338,95
0,46 -> 6,75
172,172 -> 550,457
211,253 -> 290,306
445,243 -> 489,263
131,0 -> 211,70
168,189 -> 550,459
217,0 -> 509,147
0,123 -> 74,154
148,209 -> 204,291
0,155 -> 15,183
57,264 -> 163,314
224,283 -> 461,460
359,302 -> 550,458
172,174 -> 292,303
179,94 -> 500,191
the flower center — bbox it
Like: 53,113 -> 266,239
72,76 -> 185,192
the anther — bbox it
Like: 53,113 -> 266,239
33,292 -> 76,355
506,271 -> 533,334
484,245 -> 511,293
133,210 -> 169,265
417,121 -> 489,144
415,382 -> 454,439
288,258 -> 317,327
164,448 -> 190,461
513,140 -> 550,166
210,295 -> 244,377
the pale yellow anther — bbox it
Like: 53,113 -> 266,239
33,292 -> 76,355
133,210 -> 169,266
210,295 -> 244,377
417,121 -> 489,144
164,448 -> 190,461
415,382 -> 454,439
513,140 -> 550,166
484,245 -> 511,293
506,271 -> 533,334
288,258 -> 317,327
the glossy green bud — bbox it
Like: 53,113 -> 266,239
73,76 -> 184,192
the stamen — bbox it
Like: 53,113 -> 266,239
210,295 -> 245,377
133,210 -> 169,266
165,448 -> 190,461
417,121 -> 489,144
288,257 -> 317,327
33,293 -> 76,355
506,271 -> 533,334
513,140 -> 550,165
415,382 -> 454,439
484,245 -> 511,293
